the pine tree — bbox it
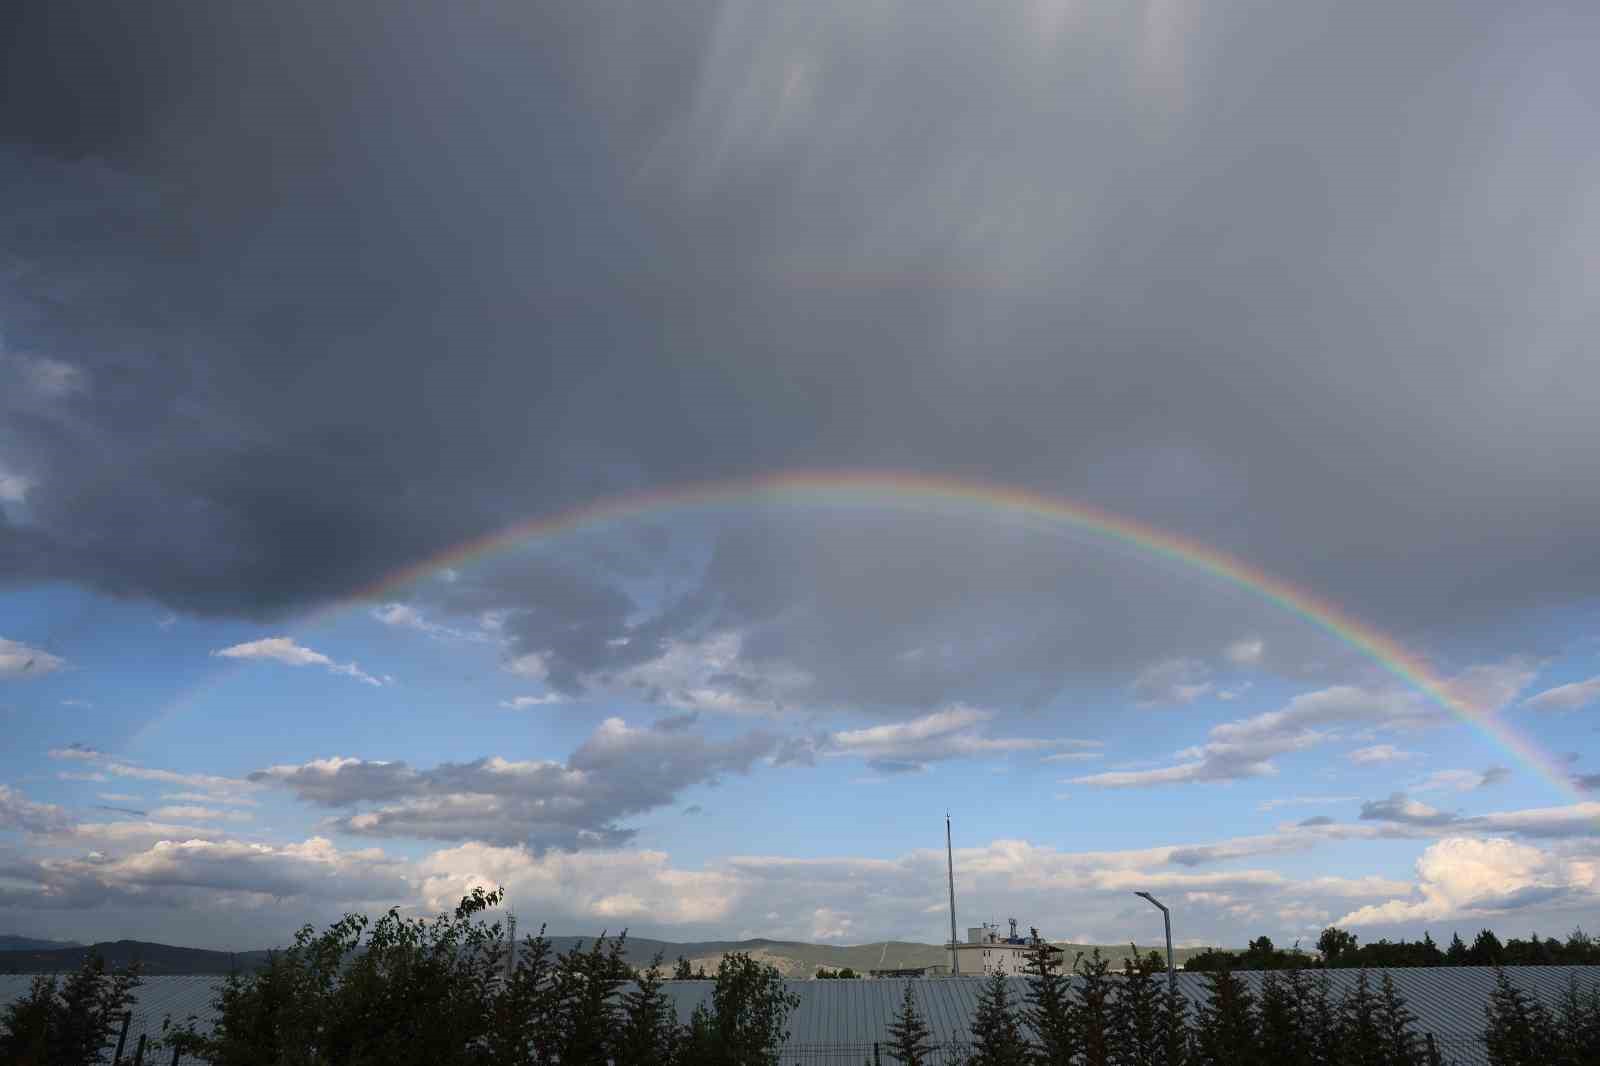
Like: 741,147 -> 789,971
1548,973 -> 1600,1066
1075,949 -> 1115,1066
1484,967 -> 1555,1066
672,956 -> 695,980
1303,969 -> 1340,1066
1191,967 -> 1258,1066
0,951 -> 141,1066
1023,930 -> 1076,1065
1259,970 -> 1311,1065
553,931 -> 631,1065
1376,972 -> 1425,1066
969,968 -> 1030,1066
1159,980 -> 1192,1066
1112,945 -> 1166,1066
0,976 -> 56,1066
885,982 -> 936,1066
1470,930 -> 1505,967
615,955 -> 683,1066
1336,969 -> 1385,1066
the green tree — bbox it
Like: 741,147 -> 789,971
1469,930 -> 1506,967
885,982 -> 936,1066
1548,974 -> 1600,1066
1191,967 -> 1258,1066
0,950 -> 141,1066
968,968 -> 1030,1066
1022,928 -> 1076,1065
1112,945 -> 1167,1066
1335,969 -> 1386,1066
1318,928 -> 1358,967
1445,933 -> 1468,966
1258,969 -> 1312,1065
1376,972 -> 1426,1066
672,956 -> 695,980
615,955 -> 683,1066
1075,949 -> 1115,1066
679,952 -> 798,1066
552,932 -> 631,1065
1484,967 -> 1555,1066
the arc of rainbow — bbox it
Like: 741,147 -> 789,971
168,470 -> 1585,800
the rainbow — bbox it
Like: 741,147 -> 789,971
225,472 -> 1596,798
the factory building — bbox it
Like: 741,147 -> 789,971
951,919 -> 1063,976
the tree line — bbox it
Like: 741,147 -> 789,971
2,898 -> 1598,1066
1182,926 -> 1600,972
881,933 -> 1600,1065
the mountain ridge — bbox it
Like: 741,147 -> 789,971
0,935 -> 1215,976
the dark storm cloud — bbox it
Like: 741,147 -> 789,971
4,0 -> 1598,705
251,717 -> 778,850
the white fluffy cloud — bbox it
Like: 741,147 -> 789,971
212,637 -> 387,687
1524,676 -> 1600,712
0,637 -> 64,678
1337,837 -> 1599,926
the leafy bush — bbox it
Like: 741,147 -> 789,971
160,888 -> 795,1066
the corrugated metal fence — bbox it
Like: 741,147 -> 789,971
3,965 -> 1595,1064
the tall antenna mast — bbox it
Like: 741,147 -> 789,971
946,812 -> 960,976
506,913 -> 518,980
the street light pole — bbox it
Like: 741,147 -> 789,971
1134,891 -> 1175,996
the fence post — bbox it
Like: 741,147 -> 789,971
113,1011 -> 132,1064
873,1041 -> 881,1066
171,1043 -> 183,1066
133,1032 -> 148,1065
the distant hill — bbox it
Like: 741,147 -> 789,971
0,935 -> 83,952
0,935 -> 1216,977
541,936 -> 1217,977
0,940 -> 275,976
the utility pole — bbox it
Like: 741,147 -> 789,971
1134,891 -> 1175,995
946,813 -> 960,975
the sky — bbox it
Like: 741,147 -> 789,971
2,0 -> 1598,952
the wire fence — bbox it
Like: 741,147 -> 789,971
774,1036 -> 1490,1066
92,1015 -> 1491,1066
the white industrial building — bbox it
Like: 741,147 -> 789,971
951,920 -> 1062,976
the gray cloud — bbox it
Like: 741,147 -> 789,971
0,785 -> 72,835
0,0 -> 1596,718
251,717 -> 779,850
1360,794 -> 1461,828
1131,658 -> 1213,708
1358,793 -> 1600,840
1524,676 -> 1600,712
1072,684 -> 1447,788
